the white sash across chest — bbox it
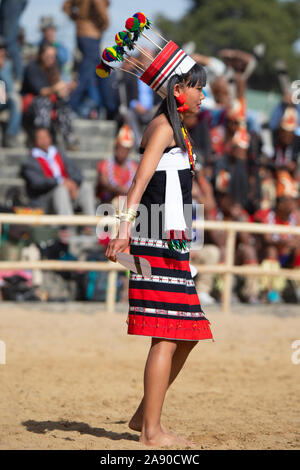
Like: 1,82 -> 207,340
141,147 -> 190,232
31,145 -> 64,183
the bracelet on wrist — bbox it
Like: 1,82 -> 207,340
116,207 -> 138,224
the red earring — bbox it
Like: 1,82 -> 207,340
175,94 -> 189,112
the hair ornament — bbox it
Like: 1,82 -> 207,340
115,30 -> 134,50
125,16 -> 141,41
133,12 -> 147,29
102,46 -> 118,62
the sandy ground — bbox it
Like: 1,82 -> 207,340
0,301 -> 299,450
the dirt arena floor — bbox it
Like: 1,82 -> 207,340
0,301 -> 299,450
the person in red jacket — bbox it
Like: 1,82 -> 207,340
21,127 -> 95,218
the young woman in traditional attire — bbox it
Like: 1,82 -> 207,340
103,14 -> 214,447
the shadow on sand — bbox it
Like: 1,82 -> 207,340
22,419 -> 139,442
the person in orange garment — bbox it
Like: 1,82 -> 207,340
96,124 -> 138,204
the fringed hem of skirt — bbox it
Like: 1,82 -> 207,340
127,315 -> 214,341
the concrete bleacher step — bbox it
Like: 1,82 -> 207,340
72,119 -> 117,138
71,119 -> 117,152
0,167 -> 98,181
0,164 -> 98,187
0,147 -> 113,161
0,119 -> 117,155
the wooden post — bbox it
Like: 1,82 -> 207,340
222,229 -> 236,314
106,267 -> 118,314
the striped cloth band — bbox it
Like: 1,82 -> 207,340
130,236 -> 190,253
130,273 -> 195,286
140,41 -> 196,98
129,306 -> 206,318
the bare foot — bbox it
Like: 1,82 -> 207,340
129,415 -> 195,447
140,429 -> 195,448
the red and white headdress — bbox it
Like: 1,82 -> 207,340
139,41 -> 196,98
96,12 -> 196,98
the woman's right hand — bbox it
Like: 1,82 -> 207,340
105,236 -> 130,262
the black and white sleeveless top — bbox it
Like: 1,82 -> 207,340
135,146 -> 193,240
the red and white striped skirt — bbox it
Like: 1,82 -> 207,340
127,236 -> 213,341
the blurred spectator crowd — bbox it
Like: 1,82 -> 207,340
0,0 -> 300,306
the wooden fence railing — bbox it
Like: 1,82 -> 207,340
0,213 -> 300,314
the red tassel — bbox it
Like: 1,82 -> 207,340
177,104 -> 189,113
166,229 -> 192,242
176,93 -> 186,106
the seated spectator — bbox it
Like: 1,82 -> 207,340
270,106 -> 300,175
0,36 -> 22,147
39,16 -> 69,72
21,42 -> 78,150
213,126 -> 251,210
258,245 -> 287,303
210,192 -> 260,303
96,124 -> 138,204
269,89 -> 300,135
206,97 -> 246,163
21,127 -> 96,219
257,159 -> 277,213
253,171 -> 300,270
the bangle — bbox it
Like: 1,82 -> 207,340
116,207 -> 138,224
120,214 -> 135,223
120,208 -> 137,223
126,207 -> 138,217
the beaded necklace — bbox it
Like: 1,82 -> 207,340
181,123 -> 196,177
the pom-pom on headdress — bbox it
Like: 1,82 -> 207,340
96,62 -> 111,78
115,31 -> 134,49
96,11 -> 196,98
